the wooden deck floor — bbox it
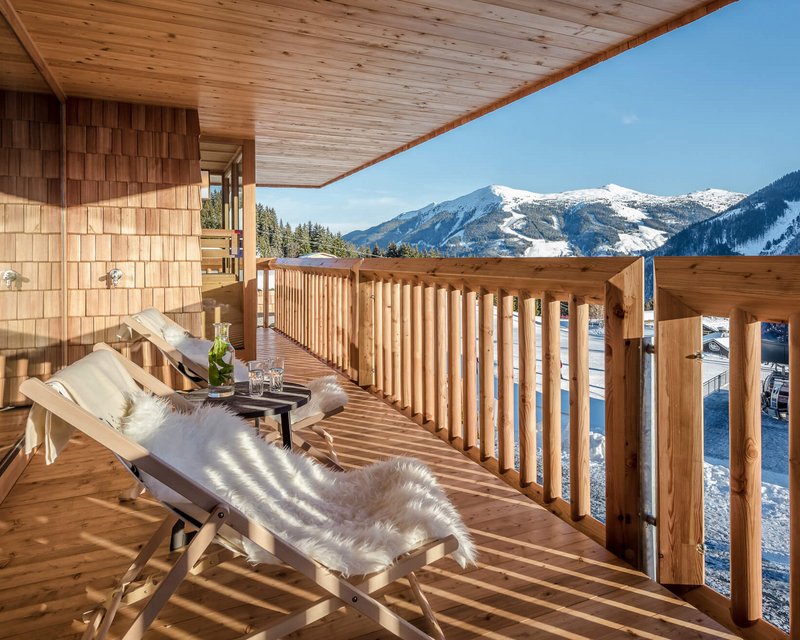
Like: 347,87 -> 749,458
0,329 -> 735,639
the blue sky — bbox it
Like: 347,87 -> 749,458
258,0 -> 799,234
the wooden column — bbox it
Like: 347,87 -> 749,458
606,261 -> 643,566
382,280 -> 392,397
497,290 -> 514,472
412,283 -> 424,416
374,279 -> 384,393
436,286 -> 448,429
402,281 -> 412,409
423,284 -> 436,423
392,281 -> 402,404
729,308 -> 762,626
790,314 -> 800,638
518,291 -> 537,486
542,292 -> 561,503
479,288 -> 495,460
569,295 -> 590,520
462,289 -> 478,451
357,278 -> 374,387
241,139 -> 257,361
448,287 -> 463,440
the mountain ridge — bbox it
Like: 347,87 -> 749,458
345,183 -> 745,258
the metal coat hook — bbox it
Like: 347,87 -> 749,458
108,268 -> 123,288
2,270 -> 18,289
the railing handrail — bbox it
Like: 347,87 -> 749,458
265,255 -> 645,570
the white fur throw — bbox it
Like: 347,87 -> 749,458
291,375 -> 347,423
120,392 -> 476,576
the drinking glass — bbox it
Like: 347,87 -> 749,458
248,361 -> 265,397
269,356 -> 285,392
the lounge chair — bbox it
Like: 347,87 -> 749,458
22,347 -> 475,640
122,308 -> 345,465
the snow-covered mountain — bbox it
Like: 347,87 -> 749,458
344,184 -> 744,257
653,170 -> 800,257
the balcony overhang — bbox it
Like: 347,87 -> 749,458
1,0 -> 736,187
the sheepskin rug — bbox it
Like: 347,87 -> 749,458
120,392 -> 476,576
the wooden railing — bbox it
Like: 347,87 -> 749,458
655,256 -> 798,639
264,256 -> 644,565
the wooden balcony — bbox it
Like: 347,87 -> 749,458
0,327 -> 735,639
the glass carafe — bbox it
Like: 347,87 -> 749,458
208,322 -> 235,398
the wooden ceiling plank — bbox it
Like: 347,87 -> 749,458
0,0 -> 64,101
18,3 -> 582,81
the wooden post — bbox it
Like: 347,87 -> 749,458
606,260 -> 643,566
374,278 -> 384,393
392,281 -> 401,404
436,286 -> 448,429
518,291 -> 536,486
542,291 -> 561,503
791,313 -> 800,638
497,290 -> 514,473
655,287 -> 704,585
413,283 -> 424,416
241,139 -> 257,361
479,288 -> 495,460
348,264 -> 361,382
382,280 -> 392,397
729,308 -> 762,626
462,289 -> 478,451
448,287 -> 463,440
402,281 -> 412,409
357,278 -> 374,387
569,295 -> 590,520
423,283 -> 436,423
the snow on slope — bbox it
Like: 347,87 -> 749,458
345,183 -> 745,258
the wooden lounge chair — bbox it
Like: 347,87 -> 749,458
123,308 -> 345,466
21,348 -> 468,640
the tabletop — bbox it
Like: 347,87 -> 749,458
185,381 -> 311,418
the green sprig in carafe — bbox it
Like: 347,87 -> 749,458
208,322 -> 235,397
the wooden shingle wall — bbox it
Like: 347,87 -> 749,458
0,90 -> 204,404
0,91 -> 62,405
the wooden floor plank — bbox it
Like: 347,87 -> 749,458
0,329 -> 733,639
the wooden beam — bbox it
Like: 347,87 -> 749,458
241,139 -> 257,362
0,0 -> 66,102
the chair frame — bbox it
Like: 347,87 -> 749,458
21,349 -> 454,640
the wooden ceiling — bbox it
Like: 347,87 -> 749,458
2,0 -> 735,187
0,12 -> 48,93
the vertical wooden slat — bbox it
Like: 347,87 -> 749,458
436,285 -> 448,430
462,289 -> 478,450
655,287 -> 704,585
542,291 -> 561,503
518,291 -> 536,486
448,287 -> 463,441
335,276 -> 343,368
392,281 -> 401,404
790,313 -> 800,638
569,295 -> 590,520
497,290 -> 514,472
605,262 -> 644,565
348,265 -> 360,381
479,288 -> 495,460
382,279 -> 392,396
412,283 -> 424,416
729,308 -> 762,626
402,281 -> 412,409
262,267 -> 269,328
357,278 -> 374,387
328,275 -> 335,362
423,283 -> 436,423
374,278 -> 384,393
343,274 -> 351,374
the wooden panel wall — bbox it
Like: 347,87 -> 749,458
0,90 -> 204,403
0,90 -> 61,405
63,97 -> 203,387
